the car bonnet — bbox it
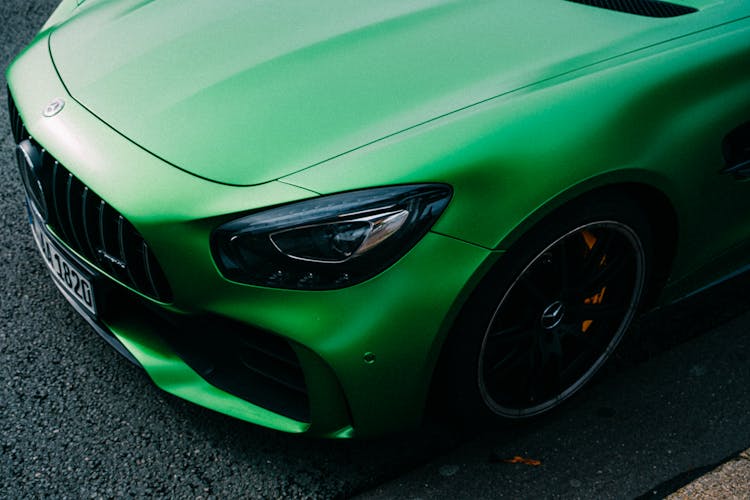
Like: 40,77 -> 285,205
49,0 -> 723,186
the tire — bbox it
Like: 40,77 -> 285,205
436,192 -> 652,422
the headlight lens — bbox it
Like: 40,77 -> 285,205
211,184 -> 452,290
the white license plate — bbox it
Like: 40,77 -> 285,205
30,209 -> 97,316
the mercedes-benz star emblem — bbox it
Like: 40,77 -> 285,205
43,98 -> 65,117
541,300 -> 565,330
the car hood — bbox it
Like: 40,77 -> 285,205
50,0 -> 713,186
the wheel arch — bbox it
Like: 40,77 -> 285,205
492,180 -> 679,308
425,179 -> 679,422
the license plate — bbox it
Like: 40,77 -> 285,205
30,207 -> 97,316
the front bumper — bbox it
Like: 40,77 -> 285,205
7,34 -> 493,437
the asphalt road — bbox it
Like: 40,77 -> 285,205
2,2 -> 749,498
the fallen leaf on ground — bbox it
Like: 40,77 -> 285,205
491,454 -> 542,466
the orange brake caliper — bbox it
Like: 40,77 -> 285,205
581,230 -> 607,333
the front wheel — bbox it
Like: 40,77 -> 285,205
438,195 -> 651,421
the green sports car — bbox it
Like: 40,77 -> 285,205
6,0 -> 750,437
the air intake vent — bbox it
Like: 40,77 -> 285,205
566,0 -> 697,18
162,316 -> 311,422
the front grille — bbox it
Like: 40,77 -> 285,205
566,0 -> 697,17
8,91 -> 172,302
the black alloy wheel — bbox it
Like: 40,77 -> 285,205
434,193 -> 653,424
478,221 -> 646,417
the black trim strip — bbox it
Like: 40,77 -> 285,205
566,0 -> 697,18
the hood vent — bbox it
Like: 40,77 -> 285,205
566,0 -> 697,18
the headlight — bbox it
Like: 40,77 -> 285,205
211,184 -> 452,290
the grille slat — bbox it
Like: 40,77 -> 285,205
51,160 -> 74,245
7,91 -> 27,143
96,199 -> 115,276
117,216 -> 139,288
80,187 -> 98,258
240,337 -> 302,370
123,224 -> 148,294
7,92 -> 172,303
66,172 -> 86,252
105,205 -> 127,281
239,348 -> 308,394
239,336 -> 308,394
142,240 -> 162,301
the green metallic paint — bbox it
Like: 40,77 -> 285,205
9,36 -> 496,436
7,0 -> 750,436
284,15 -> 750,285
47,0 -> 749,186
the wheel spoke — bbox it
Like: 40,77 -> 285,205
560,339 -> 601,382
549,332 -> 563,360
488,324 -> 526,341
485,331 -> 528,364
487,325 -> 534,344
558,239 -> 570,292
526,346 -> 542,403
580,252 -> 629,293
577,330 -> 607,350
566,323 -> 615,370
518,275 -> 549,305
557,323 -> 579,339
485,345 -> 525,378
526,332 -> 564,403
569,302 -> 627,322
